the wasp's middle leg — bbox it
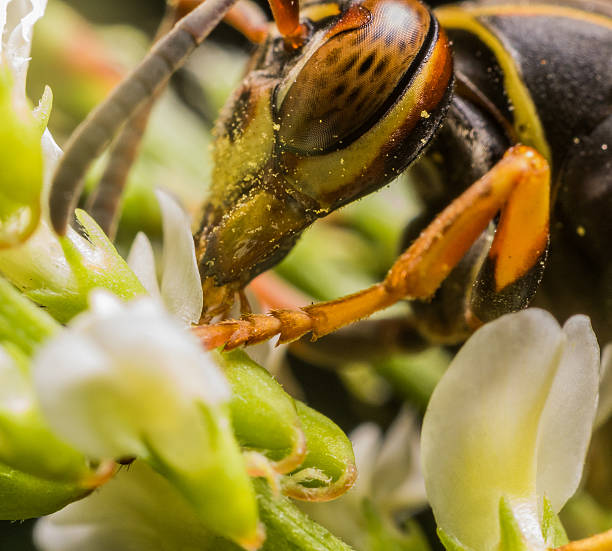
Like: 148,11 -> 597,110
194,145 -> 551,350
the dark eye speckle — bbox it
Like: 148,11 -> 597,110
358,53 -> 375,75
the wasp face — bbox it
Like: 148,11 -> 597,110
196,0 -> 453,315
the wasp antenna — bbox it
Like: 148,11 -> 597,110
85,100 -> 156,239
49,0 -> 241,235
85,2 -> 183,239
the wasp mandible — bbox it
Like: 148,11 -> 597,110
48,0 -> 612,348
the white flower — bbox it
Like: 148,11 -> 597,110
127,189 -> 203,325
300,408 -> 427,549
31,292 -> 262,548
0,0 -> 45,100
35,461 -> 214,551
421,309 -> 601,551
0,344 -> 30,416
32,290 -> 228,472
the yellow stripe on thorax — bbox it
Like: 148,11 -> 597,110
454,4 -> 612,29
435,5 -> 552,163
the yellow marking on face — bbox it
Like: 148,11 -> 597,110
435,6 -> 553,163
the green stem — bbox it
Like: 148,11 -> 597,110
209,478 -> 355,551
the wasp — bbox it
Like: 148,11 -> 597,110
48,0 -> 612,349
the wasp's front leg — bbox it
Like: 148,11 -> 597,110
194,145 -> 551,349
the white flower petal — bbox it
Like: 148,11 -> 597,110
41,127 -> 62,196
127,232 -> 162,299
33,330 -> 144,459
156,189 -> 203,325
33,293 -> 230,470
421,309 -> 600,551
595,343 -> 612,428
1,0 -> 47,95
34,461 -> 210,551
534,315 -> 599,513
349,422 -> 382,502
0,345 -> 31,415
373,408 -> 426,513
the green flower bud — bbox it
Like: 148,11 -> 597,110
218,349 -> 305,473
0,209 -> 145,322
284,401 -> 356,502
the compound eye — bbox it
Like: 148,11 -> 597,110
277,0 -> 431,154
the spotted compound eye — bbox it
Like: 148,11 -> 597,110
276,0 -> 431,153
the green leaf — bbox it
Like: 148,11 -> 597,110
0,344 -> 91,483
542,496 -> 569,547
0,285 -> 92,483
374,348 -> 450,409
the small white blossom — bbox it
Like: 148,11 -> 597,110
35,461 -> 213,551
1,0 -> 45,100
32,291 -> 229,472
0,345 -> 30,416
127,189 -> 203,325
421,309 -> 600,551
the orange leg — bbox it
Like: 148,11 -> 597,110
193,145 -> 550,350
224,0 -> 270,43
177,0 -> 304,45
175,0 -> 270,43
555,529 -> 612,551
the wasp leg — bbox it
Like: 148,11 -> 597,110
177,0 -> 270,42
49,0 -> 241,235
224,0 -> 270,43
194,145 -> 550,349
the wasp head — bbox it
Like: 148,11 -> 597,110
196,0 -> 453,317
